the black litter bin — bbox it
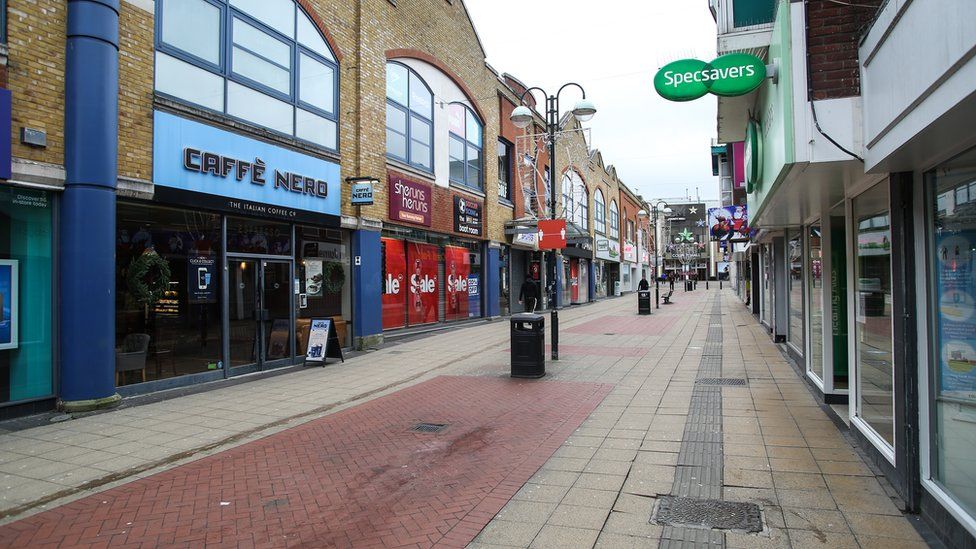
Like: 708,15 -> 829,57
511,313 -> 545,378
638,290 -> 651,315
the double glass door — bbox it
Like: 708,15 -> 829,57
228,258 -> 294,371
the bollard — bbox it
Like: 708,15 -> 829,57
551,309 -> 559,360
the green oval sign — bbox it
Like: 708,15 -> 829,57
707,53 -> 766,97
744,119 -> 763,193
653,59 -> 710,102
654,53 -> 767,102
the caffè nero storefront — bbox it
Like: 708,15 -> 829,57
114,111 -> 350,390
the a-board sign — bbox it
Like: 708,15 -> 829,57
304,318 -> 344,365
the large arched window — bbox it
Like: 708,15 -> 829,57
562,174 -> 575,222
609,200 -> 620,239
386,62 -> 434,171
594,188 -> 606,234
448,103 -> 483,189
577,187 -> 589,230
561,170 -> 587,229
155,0 -> 339,150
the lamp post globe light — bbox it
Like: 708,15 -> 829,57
510,82 -> 595,360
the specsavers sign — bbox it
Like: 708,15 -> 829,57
654,53 -> 766,102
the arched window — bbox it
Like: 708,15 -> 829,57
577,187 -> 589,230
561,170 -> 587,229
448,103 -> 483,189
609,200 -> 619,239
155,0 -> 339,150
386,62 -> 434,171
561,173 -> 575,221
594,188 -> 606,234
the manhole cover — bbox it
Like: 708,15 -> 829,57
696,378 -> 747,386
604,332 -> 615,336
411,422 -> 447,433
653,496 -> 762,533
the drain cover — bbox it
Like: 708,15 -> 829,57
695,378 -> 747,386
411,422 -> 447,433
654,496 -> 762,532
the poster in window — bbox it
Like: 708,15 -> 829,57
935,231 -> 976,401
305,259 -> 324,297
381,238 -> 407,330
467,274 -> 480,318
407,242 -> 439,325
0,260 -> 18,350
444,246 -> 470,322
188,255 -> 217,304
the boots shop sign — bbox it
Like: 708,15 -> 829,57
389,175 -> 432,227
152,111 -> 341,224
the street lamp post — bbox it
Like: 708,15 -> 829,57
648,200 -> 670,308
511,84 -> 596,361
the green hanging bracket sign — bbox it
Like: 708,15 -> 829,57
654,53 -> 767,102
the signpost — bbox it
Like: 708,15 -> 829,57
304,318 -> 344,366
537,219 -> 567,249
654,53 -> 767,102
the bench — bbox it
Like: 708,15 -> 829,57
662,289 -> 675,305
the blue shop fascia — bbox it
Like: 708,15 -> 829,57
111,109 -> 354,395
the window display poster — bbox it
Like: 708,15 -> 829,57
305,259 -> 324,297
445,246 -> 471,321
408,242 -> 440,325
187,255 -> 217,303
935,231 -> 976,401
468,274 -> 480,318
381,238 -> 406,330
0,260 -> 17,350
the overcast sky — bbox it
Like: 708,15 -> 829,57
464,0 -> 720,202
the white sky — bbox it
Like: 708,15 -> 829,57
464,0 -> 720,201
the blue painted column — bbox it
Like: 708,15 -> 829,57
588,259 -> 596,302
60,0 -> 120,409
553,254 -> 563,308
485,246 -> 500,318
352,229 -> 382,349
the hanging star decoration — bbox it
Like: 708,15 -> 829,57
689,207 -> 698,214
678,228 -> 695,242
696,219 -> 706,227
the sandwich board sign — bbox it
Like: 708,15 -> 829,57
304,318 -> 344,365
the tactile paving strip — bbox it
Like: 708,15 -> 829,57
695,378 -> 747,386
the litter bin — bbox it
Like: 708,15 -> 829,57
511,313 -> 545,378
638,290 -> 651,315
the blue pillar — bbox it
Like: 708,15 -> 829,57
588,259 -> 596,302
554,254 -> 563,308
352,229 -> 382,349
485,246 -> 500,318
60,0 -> 120,410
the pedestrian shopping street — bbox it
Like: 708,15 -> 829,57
0,290 -> 930,547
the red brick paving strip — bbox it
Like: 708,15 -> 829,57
565,314 -> 678,336
0,376 -> 611,548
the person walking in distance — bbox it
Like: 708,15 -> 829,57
637,275 -> 650,291
519,276 -> 540,313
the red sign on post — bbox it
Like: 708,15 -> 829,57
537,219 -> 567,249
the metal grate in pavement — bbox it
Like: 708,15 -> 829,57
654,496 -> 763,533
410,422 -> 447,433
695,378 -> 747,386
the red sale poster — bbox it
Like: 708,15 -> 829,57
570,259 -> 579,303
381,238 -> 407,330
444,246 -> 471,322
407,242 -> 439,326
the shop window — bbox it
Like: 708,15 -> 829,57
155,0 -> 339,150
852,182 -> 894,450
116,203 -> 223,386
808,224 -> 824,382
386,62 -> 434,171
594,188 -> 606,234
497,139 -> 512,201
227,217 -> 292,255
296,226 -> 351,349
609,200 -> 619,239
626,219 -> 635,243
788,231 -> 803,353
445,243 -> 482,322
448,103 -> 483,190
0,188 -> 53,405
926,147 -> 976,517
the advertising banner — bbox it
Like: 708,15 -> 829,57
731,141 -> 746,189
570,259 -> 579,303
389,175 -> 432,226
935,231 -> 976,401
468,274 -> 481,318
444,246 -> 471,322
0,260 -> 18,350
453,196 -> 483,236
407,242 -> 439,325
623,243 -> 637,263
187,255 -> 217,303
304,259 -> 324,297
381,238 -> 406,330
595,237 -> 620,262
708,205 -> 750,241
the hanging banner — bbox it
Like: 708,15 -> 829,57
708,205 -> 750,241
407,242 -> 439,325
935,231 -> 976,401
444,246 -> 471,322
453,196 -> 483,236
381,238 -> 407,330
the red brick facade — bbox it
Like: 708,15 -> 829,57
806,0 -> 883,100
387,169 -> 487,240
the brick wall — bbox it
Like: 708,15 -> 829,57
806,0 -> 883,100
118,1 -> 154,181
7,0 -> 65,167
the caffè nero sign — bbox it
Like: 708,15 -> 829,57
654,53 -> 767,102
